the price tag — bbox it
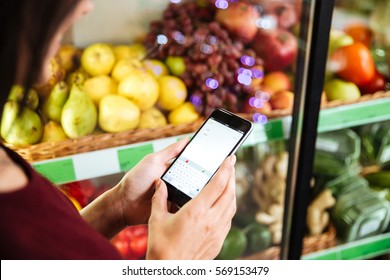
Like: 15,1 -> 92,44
117,144 -> 154,172
33,159 -> 76,184
265,119 -> 284,141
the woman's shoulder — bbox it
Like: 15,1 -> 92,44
0,148 -> 28,194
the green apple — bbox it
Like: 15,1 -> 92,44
328,29 -> 354,56
165,56 -> 186,76
324,79 -> 361,101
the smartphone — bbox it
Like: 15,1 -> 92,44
161,108 -> 253,207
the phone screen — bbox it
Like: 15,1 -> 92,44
162,116 -> 246,199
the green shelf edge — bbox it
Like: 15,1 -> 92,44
302,232 -> 390,260
31,98 -> 390,185
30,98 -> 390,260
318,98 -> 390,133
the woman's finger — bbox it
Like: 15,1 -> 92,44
150,180 -> 169,218
192,155 -> 236,209
154,138 -> 189,163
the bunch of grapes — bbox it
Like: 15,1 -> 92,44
144,1 -> 264,116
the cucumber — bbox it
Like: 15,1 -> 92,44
215,227 -> 247,260
382,161 -> 390,171
233,212 -> 256,228
365,171 -> 390,189
243,223 -> 272,254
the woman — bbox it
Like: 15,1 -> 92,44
0,0 -> 237,259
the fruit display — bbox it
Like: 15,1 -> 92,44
325,9 -> 390,99
111,225 -> 148,260
144,0 -> 300,116
2,0 -> 389,148
0,41 -> 201,146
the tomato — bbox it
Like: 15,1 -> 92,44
111,225 -> 148,260
330,42 -> 375,86
359,70 -> 388,95
344,23 -> 373,47
128,225 -> 148,257
59,180 -> 96,208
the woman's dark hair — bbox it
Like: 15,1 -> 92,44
0,0 -> 80,116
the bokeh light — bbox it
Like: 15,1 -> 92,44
249,97 -> 264,108
208,36 -> 219,45
172,31 -> 186,44
205,78 -> 219,89
200,44 -> 213,54
237,74 -> 252,86
252,113 -> 268,125
156,34 -> 168,45
190,95 -> 202,107
255,90 -> 271,102
251,68 -> 264,79
255,15 -> 278,30
240,55 -> 255,67
170,0 -> 182,3
215,0 -> 229,9
238,68 -> 253,77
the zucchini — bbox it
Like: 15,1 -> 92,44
365,171 -> 390,189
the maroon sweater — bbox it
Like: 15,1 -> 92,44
0,145 -> 122,260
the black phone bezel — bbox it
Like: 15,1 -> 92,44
161,108 -> 253,207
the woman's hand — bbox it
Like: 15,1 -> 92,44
116,138 -> 189,226
146,155 -> 237,260
80,139 -> 188,239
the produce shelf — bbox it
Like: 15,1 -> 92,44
33,118 -> 287,184
318,97 -> 390,133
302,232 -> 390,260
31,97 -> 390,184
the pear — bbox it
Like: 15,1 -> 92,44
138,107 -> 167,129
168,102 -> 200,125
34,57 -> 66,98
0,101 -> 43,145
41,121 -> 68,143
99,94 -> 140,132
43,81 -> 69,123
56,44 -> 82,73
8,85 -> 39,110
67,69 -> 89,86
61,84 -> 97,138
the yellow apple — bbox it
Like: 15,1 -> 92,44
143,59 -> 169,78
111,58 -> 143,82
157,75 -> 187,111
113,43 -> 146,61
118,69 -> 159,111
81,43 -> 115,76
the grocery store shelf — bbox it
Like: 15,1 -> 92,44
302,232 -> 390,260
318,98 -> 390,133
32,98 -> 390,184
33,118 -> 288,184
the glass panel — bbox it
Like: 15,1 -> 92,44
70,0 -> 310,260
302,0 -> 390,260
1,0 -> 322,260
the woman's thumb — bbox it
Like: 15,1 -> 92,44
151,179 -> 169,214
